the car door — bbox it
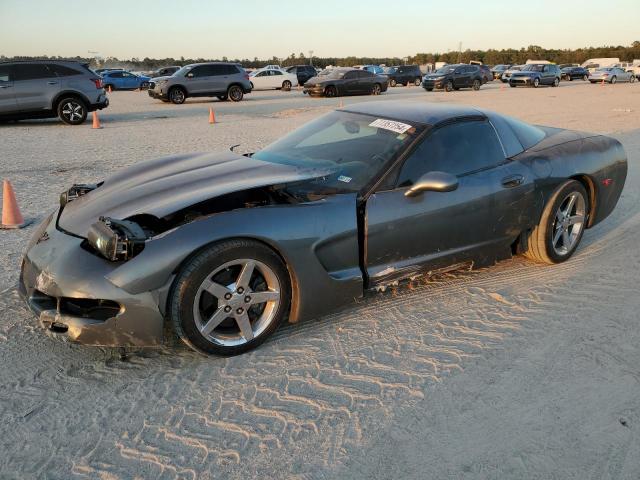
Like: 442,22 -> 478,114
251,70 -> 269,89
341,70 -> 360,94
357,70 -> 375,93
0,63 -> 18,113
13,63 -> 61,111
121,71 -> 138,89
271,70 -> 285,88
365,118 -> 528,286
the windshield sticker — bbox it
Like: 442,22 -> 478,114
369,118 -> 413,134
338,175 -> 352,183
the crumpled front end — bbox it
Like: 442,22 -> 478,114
19,213 -> 167,347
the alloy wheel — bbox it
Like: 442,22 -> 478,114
551,192 -> 586,256
60,101 -> 84,123
192,259 -> 281,346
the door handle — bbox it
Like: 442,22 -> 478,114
501,174 -> 524,188
47,81 -> 58,85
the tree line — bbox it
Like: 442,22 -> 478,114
2,42 -> 639,70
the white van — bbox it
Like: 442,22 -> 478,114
581,58 -> 619,72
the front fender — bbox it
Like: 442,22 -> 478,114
106,194 -> 363,323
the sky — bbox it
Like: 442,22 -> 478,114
1,0 -> 639,60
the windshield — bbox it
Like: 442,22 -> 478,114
252,111 -> 423,195
523,64 -> 545,72
174,65 -> 193,77
435,66 -> 455,74
596,68 -> 612,72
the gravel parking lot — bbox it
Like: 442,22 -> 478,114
1,81 -> 640,479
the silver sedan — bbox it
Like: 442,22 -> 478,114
589,67 -> 636,84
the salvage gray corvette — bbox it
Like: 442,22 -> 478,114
20,102 -> 627,355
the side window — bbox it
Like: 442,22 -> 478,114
47,64 -> 81,77
0,64 -> 13,82
256,71 -> 268,77
110,71 -> 124,78
396,120 -> 505,187
189,66 -> 209,77
358,70 -> 373,78
272,70 -> 283,76
344,71 -> 357,79
209,65 -> 227,76
224,65 -> 239,75
13,64 -> 56,81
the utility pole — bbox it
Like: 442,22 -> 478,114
458,42 -> 462,63
309,50 -> 314,66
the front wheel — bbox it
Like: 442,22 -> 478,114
552,77 -> 560,87
524,180 -> 588,264
533,78 -> 540,88
324,85 -> 337,97
583,74 -> 589,81
371,83 -> 381,95
57,97 -> 88,125
169,240 -> 291,356
228,85 -> 244,102
425,87 -> 433,91
282,80 -> 292,91
630,75 -> 636,83
472,79 -> 481,91
611,76 -> 617,84
444,80 -> 453,92
169,87 -> 186,104
414,78 -> 421,86
390,79 -> 397,87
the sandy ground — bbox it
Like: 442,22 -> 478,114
1,81 -> 639,479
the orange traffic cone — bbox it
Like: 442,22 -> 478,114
209,107 -> 216,124
92,111 -> 102,129
601,78 -> 605,87
108,85 -> 112,94
1,180 -> 26,229
338,99 -> 344,108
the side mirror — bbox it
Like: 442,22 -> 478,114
404,171 -> 459,197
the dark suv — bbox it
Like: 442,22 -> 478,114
509,64 -> 561,88
148,62 -> 252,104
422,64 -> 484,92
285,65 -> 317,86
0,60 -> 108,125
384,65 -> 423,87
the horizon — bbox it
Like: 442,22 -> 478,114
1,0 -> 638,60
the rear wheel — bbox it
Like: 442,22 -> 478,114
425,88 -> 433,92
324,85 -> 337,97
510,83 -> 516,88
552,77 -> 560,87
228,85 -> 244,102
611,76 -> 617,84
444,80 -> 453,92
282,80 -> 292,91
390,79 -> 397,87
524,180 -> 588,264
472,79 -> 481,91
104,84 -> 114,92
583,74 -> 589,81
414,78 -> 421,86
57,97 -> 88,125
169,240 -> 291,356
630,75 -> 636,83
169,87 -> 186,104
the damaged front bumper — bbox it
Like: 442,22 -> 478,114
18,212 -> 167,347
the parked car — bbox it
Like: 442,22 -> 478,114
147,62 -> 251,104
101,70 -> 151,90
303,68 -> 388,97
384,65 -> 423,87
509,64 -> 561,88
490,64 -> 511,80
501,65 -> 524,83
361,65 -> 384,75
149,66 -> 180,78
94,68 -> 121,76
19,101 -> 627,355
561,66 -> 590,81
589,67 -> 636,84
422,64 -> 483,92
250,68 -> 298,91
478,64 -> 492,83
0,60 -> 108,125
285,65 -> 317,86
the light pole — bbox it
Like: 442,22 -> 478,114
309,50 -> 314,66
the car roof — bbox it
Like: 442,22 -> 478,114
0,59 -> 86,65
339,101 -> 485,126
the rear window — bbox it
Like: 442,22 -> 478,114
0,64 -> 12,82
13,63 -> 56,81
504,116 -> 546,150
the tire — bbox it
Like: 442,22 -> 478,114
371,83 -> 381,95
324,85 -> 337,97
250,82 -> 254,89
282,80 -> 292,91
104,84 -> 114,92
217,95 -> 228,101
444,80 -> 453,92
169,239 -> 291,356
533,77 -> 540,88
611,76 -> 617,84
510,83 -> 516,88
472,79 -> 481,91
552,77 -> 560,87
57,97 -> 88,125
425,88 -> 433,92
390,79 -> 397,87
630,75 -> 636,83
583,74 -> 588,81
414,78 -> 421,86
169,86 -> 186,104
524,180 -> 588,264
228,85 -> 244,102
568,76 -> 573,81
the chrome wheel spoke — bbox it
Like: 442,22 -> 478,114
564,194 -> 577,216
200,308 -> 229,336
568,215 -> 583,226
553,226 -> 564,246
236,261 -> 255,289
202,278 -> 232,300
562,229 -> 571,248
235,312 -> 254,341
249,290 -> 279,305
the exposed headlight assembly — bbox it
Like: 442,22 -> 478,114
59,184 -> 98,207
87,217 -> 147,261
